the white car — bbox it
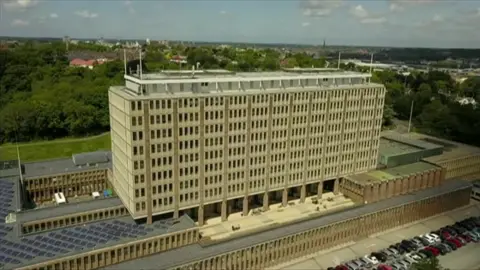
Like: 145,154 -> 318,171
405,253 -> 422,263
419,234 -> 436,244
363,255 -> 379,265
427,233 -> 441,242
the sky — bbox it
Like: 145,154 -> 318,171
1,0 -> 480,48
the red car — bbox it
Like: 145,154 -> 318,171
377,265 -> 393,270
459,234 -> 472,243
441,230 -> 452,239
335,265 -> 348,270
424,246 -> 440,256
447,238 -> 462,248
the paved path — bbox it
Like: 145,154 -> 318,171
274,203 -> 480,270
0,132 -> 110,148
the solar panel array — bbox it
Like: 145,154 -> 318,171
0,180 -> 15,223
0,218 -> 165,268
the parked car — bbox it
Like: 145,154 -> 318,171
371,252 -> 387,262
404,253 -> 422,263
377,264 -> 392,270
364,255 -> 380,265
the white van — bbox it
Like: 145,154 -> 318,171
54,192 -> 66,205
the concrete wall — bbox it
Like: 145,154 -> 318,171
173,187 -> 470,270
24,168 -> 109,203
360,167 -> 444,204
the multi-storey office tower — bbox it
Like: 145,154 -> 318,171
108,69 -> 386,225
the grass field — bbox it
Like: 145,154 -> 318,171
0,133 -> 111,162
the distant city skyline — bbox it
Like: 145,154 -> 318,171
1,0 -> 480,48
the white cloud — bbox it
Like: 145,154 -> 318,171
220,10 -> 227,15
389,3 -> 404,12
350,5 -> 387,24
361,17 -> 387,24
302,22 -> 310,27
75,10 -> 98,18
389,0 -> 437,12
301,0 -> 344,17
124,0 -> 135,14
3,0 -> 38,11
350,5 -> 368,18
432,14 -> 443,22
11,19 -> 29,26
49,13 -> 58,18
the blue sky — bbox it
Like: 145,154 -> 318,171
1,0 -> 480,48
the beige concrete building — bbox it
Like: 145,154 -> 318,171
108,69 -> 386,224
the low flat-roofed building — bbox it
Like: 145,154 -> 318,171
379,131 -> 444,168
402,132 -> 480,180
22,151 -> 112,203
341,161 -> 445,203
2,209 -> 199,270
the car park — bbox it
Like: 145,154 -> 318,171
328,216 -> 480,270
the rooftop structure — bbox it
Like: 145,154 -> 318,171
378,131 -> 444,168
109,69 -> 385,224
22,151 -> 111,178
405,132 -> 480,163
119,68 -> 373,98
348,162 -> 440,185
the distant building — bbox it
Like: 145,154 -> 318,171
170,55 -> 188,64
69,58 -> 108,69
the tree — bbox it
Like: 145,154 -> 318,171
411,257 -> 445,270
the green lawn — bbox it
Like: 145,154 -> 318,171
0,133 -> 111,162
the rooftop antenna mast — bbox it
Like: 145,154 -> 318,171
369,53 -> 374,83
139,48 -> 143,80
123,48 -> 127,75
337,52 -> 341,69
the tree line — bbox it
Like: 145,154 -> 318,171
1,42 -> 480,148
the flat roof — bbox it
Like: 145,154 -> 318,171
348,162 -> 439,185
16,197 -> 124,224
382,131 -> 443,151
405,132 -> 480,163
0,160 -> 21,179
131,70 -> 367,81
5,214 -> 196,269
110,82 -> 385,101
0,177 -> 20,222
379,138 -> 421,157
22,151 -> 112,178
126,71 -> 372,85
105,180 -> 471,270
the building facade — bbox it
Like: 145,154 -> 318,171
108,70 -> 386,223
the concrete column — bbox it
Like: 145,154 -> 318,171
333,178 -> 340,195
263,192 -> 269,211
282,188 -> 288,207
221,200 -> 228,222
300,184 -> 306,203
242,197 -> 249,217
198,205 -> 204,226
173,209 -> 179,219
317,181 -> 323,199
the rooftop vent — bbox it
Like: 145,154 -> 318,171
72,151 -> 109,166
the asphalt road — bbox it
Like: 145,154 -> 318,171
439,243 -> 480,270
274,203 -> 480,270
